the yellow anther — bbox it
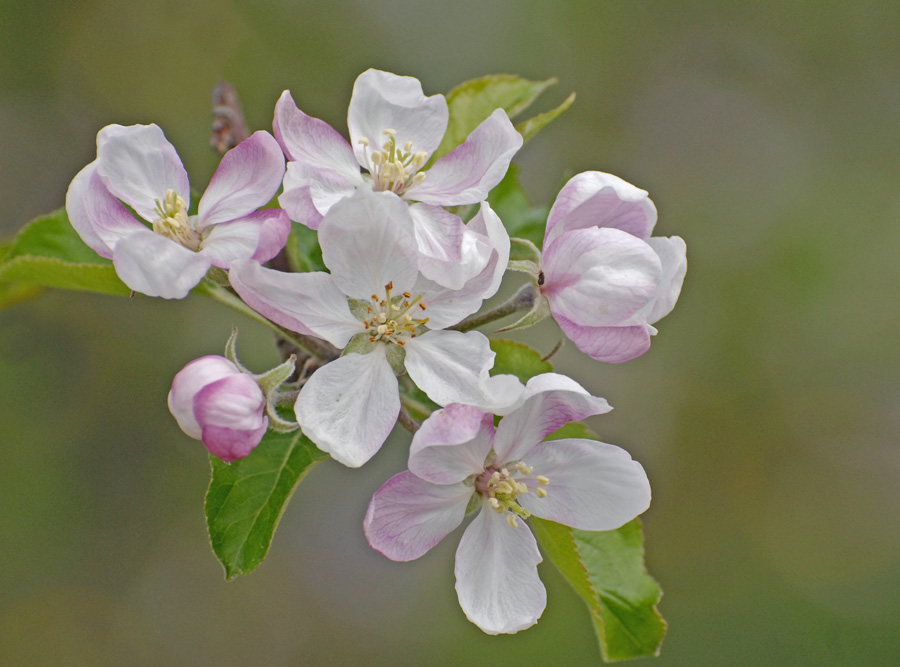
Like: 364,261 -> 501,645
536,488 -> 548,498
378,313 -> 387,323
496,481 -> 514,495
489,498 -> 501,510
383,128 -> 397,136
371,151 -> 384,166
358,137 -> 370,146
412,172 -> 427,187
506,514 -> 519,529
516,481 -> 529,494
403,140 -> 413,152
536,475 -> 550,486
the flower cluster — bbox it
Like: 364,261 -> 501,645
65,69 -> 686,635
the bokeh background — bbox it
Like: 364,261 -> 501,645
2,1 -> 899,665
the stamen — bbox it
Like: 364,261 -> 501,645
536,475 -> 550,486
536,488 -> 548,498
506,514 -> 519,529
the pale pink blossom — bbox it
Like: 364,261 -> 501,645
229,189 -> 521,468
539,171 -> 687,362
168,356 -> 268,462
364,373 -> 651,634
274,69 -> 522,288
66,124 -> 290,299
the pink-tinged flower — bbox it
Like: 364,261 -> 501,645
539,171 -> 687,362
273,69 -> 522,288
364,373 -> 651,635
229,189 -> 521,468
66,124 -> 290,299
168,356 -> 268,462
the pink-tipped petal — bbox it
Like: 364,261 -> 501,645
96,124 -> 190,222
168,356 -> 243,439
294,349 -> 399,468
66,162 -> 144,259
542,227 -> 661,328
280,160 -> 360,226
455,508 -> 545,635
112,228 -> 210,299
194,374 -> 268,462
348,69 -> 448,165
409,404 -> 495,485
555,314 -> 654,363
492,373 -> 611,464
200,209 -> 290,268
318,190 -> 419,299
518,438 -> 651,531
228,260 -> 360,347
413,109 -> 522,205
364,471 -> 471,561
198,131 -> 286,228
544,171 -> 657,247
200,422 -> 269,463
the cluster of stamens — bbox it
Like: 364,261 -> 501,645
358,129 -> 428,195
363,281 -> 429,346
477,461 -> 551,529
153,189 -> 200,251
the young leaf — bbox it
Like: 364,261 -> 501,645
533,420 -> 667,662
489,338 -> 552,383
517,91 -> 576,144
285,222 -> 326,273
0,208 -> 130,297
205,428 -> 327,580
433,74 -> 573,161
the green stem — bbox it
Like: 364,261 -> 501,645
449,283 -> 537,333
194,280 -> 339,362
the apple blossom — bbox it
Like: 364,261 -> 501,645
273,69 -> 522,288
66,124 -> 290,299
537,171 -> 687,362
229,189 -> 522,468
168,356 -> 268,463
363,373 -> 651,634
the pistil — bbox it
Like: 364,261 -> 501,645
153,189 -> 200,251
358,129 -> 428,195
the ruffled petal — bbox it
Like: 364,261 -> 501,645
554,314 -> 653,363
112,228 -> 210,299
294,348 -> 399,467
454,508 -> 545,635
463,201 -> 510,299
408,404 -> 495,485
228,260 -> 360,347
197,131 -> 285,229
65,162 -> 145,259
96,124 -> 190,222
280,159 -> 360,228
348,69 -> 448,165
518,438 -> 651,531
199,209 -> 290,268
273,90 -> 361,175
364,471 -> 471,561
544,171 -> 657,248
318,190 -> 419,299
543,227 -> 661,327
413,109 -> 522,205
492,373 -> 611,464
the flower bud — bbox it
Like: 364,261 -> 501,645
168,356 -> 268,462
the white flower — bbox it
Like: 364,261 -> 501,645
364,373 -> 651,634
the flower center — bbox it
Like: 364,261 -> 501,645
475,461 -> 551,529
358,129 -> 428,196
363,281 -> 430,347
153,189 -> 200,251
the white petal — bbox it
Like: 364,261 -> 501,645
199,209 -> 290,268
464,200 -> 510,299
403,330 -> 497,408
642,236 -> 687,324
281,159 -> 360,226
413,109 -> 523,205
544,171 -> 657,248
112,228 -> 210,299
228,260 -> 360,347
455,508 -> 545,635
364,471 -> 471,561
492,373 -> 611,464
408,404 -> 495,485
319,190 -> 419,299
294,348 -> 399,468
96,124 -> 190,222
518,438 -> 651,531
348,69 -> 448,166
197,131 -> 285,228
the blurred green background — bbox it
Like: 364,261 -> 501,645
2,1 -> 899,665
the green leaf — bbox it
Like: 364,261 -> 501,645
489,338 -> 552,383
517,91 -> 576,144
487,166 -> 548,247
0,208 -> 130,298
285,222 -> 326,273
532,420 -> 666,662
432,74 -> 571,162
205,428 -> 327,580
